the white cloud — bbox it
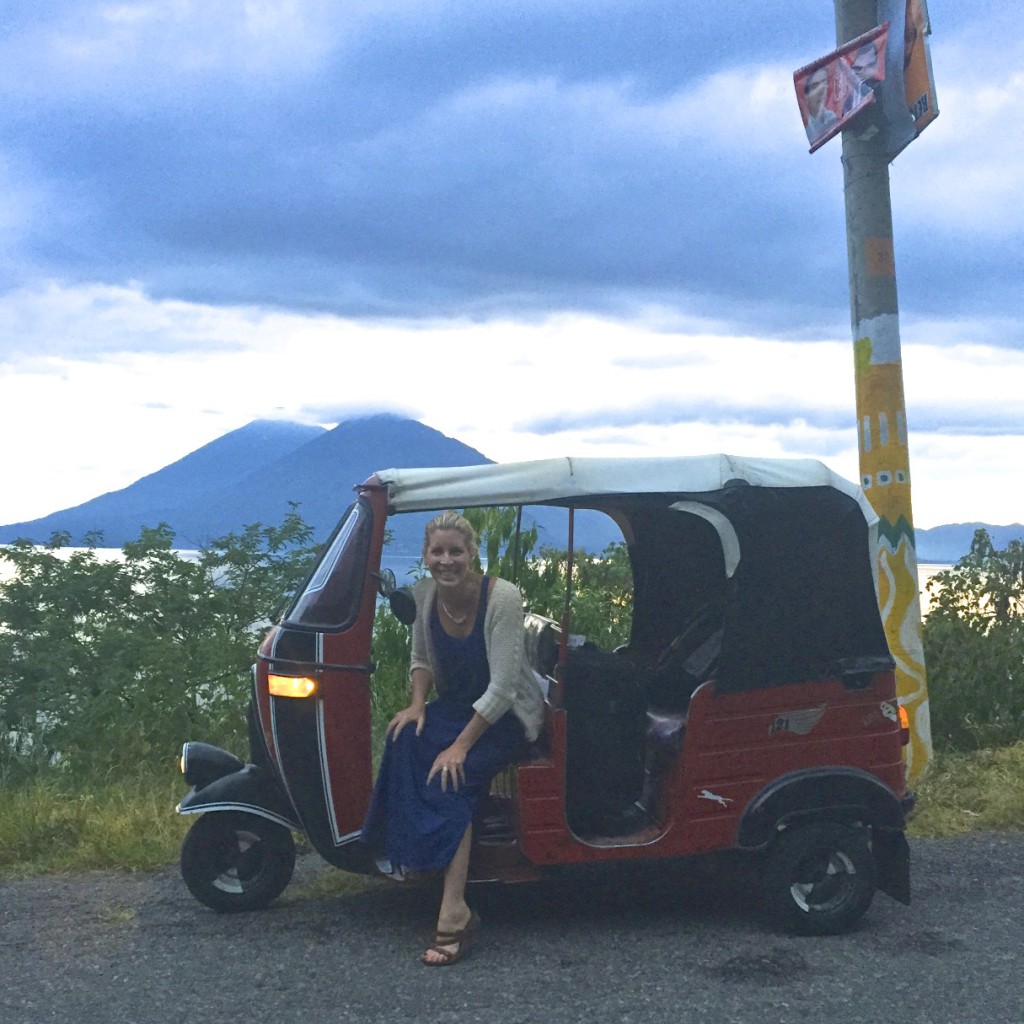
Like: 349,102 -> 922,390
894,55 -> 1024,234
902,343 -> 1024,431
0,281 -> 260,360
0,0 -> 342,103
2,283 -> 1021,530
640,64 -> 806,154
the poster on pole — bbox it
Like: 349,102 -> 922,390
794,24 -> 890,154
892,0 -> 939,148
795,1 -> 938,159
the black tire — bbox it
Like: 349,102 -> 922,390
180,812 -> 295,913
762,822 -> 876,935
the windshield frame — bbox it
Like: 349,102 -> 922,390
283,497 -> 373,631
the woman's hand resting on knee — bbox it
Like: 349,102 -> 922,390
386,702 -> 426,741
427,742 -> 470,792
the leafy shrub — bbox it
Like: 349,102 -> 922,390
0,509 -> 318,778
369,600 -> 413,760
922,529 -> 1024,750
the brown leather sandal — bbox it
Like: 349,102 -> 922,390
420,909 -> 481,966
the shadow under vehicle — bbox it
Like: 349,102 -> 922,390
177,455 -> 913,935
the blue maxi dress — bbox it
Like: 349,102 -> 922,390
360,577 -> 526,872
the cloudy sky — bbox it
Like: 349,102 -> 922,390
1,0 -> 1021,531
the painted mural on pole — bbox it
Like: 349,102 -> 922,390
854,319 -> 931,781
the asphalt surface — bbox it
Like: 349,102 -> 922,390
2,833 -> 1022,1024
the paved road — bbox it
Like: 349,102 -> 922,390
2,833 -> 1022,1024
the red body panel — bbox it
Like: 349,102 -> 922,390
514,670 -> 905,867
252,485 -> 389,855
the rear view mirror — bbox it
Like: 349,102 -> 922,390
376,568 -> 398,598
388,587 -> 417,626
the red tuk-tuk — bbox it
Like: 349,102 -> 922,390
177,454 -> 913,934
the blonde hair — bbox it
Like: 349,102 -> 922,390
423,510 -> 478,559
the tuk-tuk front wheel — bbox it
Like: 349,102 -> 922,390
762,822 -> 875,935
180,811 -> 295,913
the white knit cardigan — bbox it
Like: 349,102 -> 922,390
409,575 -> 545,742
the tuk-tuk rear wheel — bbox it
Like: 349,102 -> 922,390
762,822 -> 876,935
181,811 -> 295,913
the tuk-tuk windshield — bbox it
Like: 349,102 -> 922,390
284,498 -> 373,630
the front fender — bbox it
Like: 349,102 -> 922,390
177,763 -> 302,832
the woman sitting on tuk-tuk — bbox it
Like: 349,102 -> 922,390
361,510 -> 544,965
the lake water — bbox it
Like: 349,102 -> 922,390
0,547 -> 425,605
918,562 -> 953,614
379,552 -> 425,586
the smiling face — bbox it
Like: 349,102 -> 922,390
423,528 -> 474,590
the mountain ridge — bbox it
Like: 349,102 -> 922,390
1,417 -> 1020,562
0,415 -> 492,550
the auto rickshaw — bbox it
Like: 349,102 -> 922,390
177,454 -> 913,934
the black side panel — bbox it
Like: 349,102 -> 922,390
270,627 -> 318,663
271,695 -> 328,842
615,487 -> 892,695
628,509 -> 728,651
270,695 -> 374,873
561,646 -> 647,835
713,487 -> 892,693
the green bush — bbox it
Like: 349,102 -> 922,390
0,766 -> 189,874
922,529 -> 1024,751
369,600 -> 413,760
908,742 -> 1024,836
0,510 -> 318,779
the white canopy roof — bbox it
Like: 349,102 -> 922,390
375,455 -> 877,524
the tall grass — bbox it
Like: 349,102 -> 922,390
906,742 -> 1024,837
0,766 -> 189,876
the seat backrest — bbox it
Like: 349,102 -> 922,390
643,607 -> 723,712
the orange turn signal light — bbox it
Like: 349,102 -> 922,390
898,704 -> 910,745
268,674 -> 318,699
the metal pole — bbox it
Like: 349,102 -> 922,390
835,0 -> 931,780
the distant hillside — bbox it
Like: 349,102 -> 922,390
915,522 -> 1024,564
0,416 -> 491,549
0,420 -> 325,546
183,415 -> 496,552
1,417 -> 1019,562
